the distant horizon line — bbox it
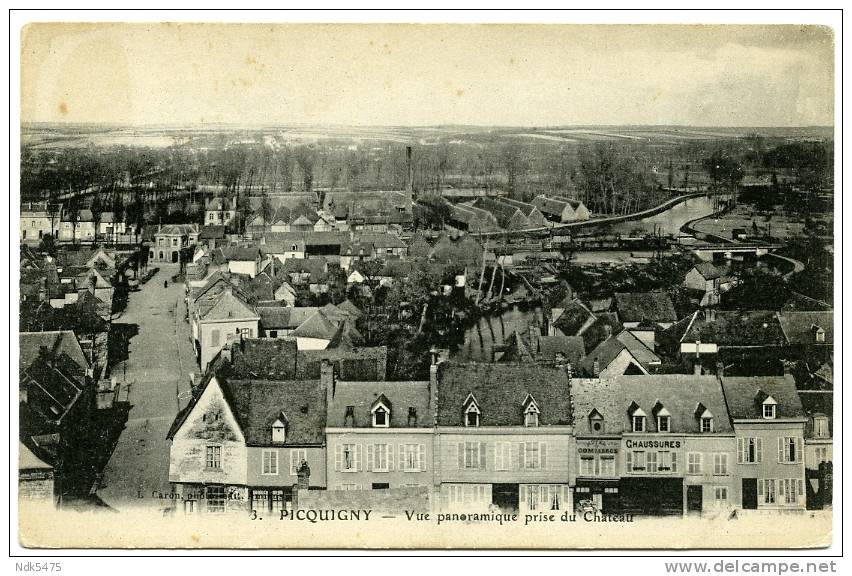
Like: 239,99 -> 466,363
21,121 -> 834,131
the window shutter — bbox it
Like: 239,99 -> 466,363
797,478 -> 804,497
562,486 -> 571,511
756,438 -> 763,462
366,444 -> 374,472
519,442 -> 526,470
506,444 -> 512,470
671,452 -> 678,473
757,479 -> 764,498
290,451 -> 297,475
778,437 -> 784,463
796,438 -> 804,463
335,445 -> 342,471
625,451 -> 632,473
458,442 -> 464,469
479,442 -> 486,470
399,444 -> 405,471
737,438 -> 744,463
388,444 -> 394,471
355,444 -> 362,471
540,442 -> 548,469
519,485 -> 527,508
419,444 -> 426,471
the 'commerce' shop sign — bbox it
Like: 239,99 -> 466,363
577,439 -> 620,454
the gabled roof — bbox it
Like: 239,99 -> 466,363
280,257 -> 328,279
614,292 -> 678,324
532,195 -> 574,216
720,375 -> 805,420
199,289 -> 258,321
291,310 -> 339,340
498,331 -> 535,363
577,331 -> 659,376
20,331 -> 88,372
692,261 -> 722,280
616,375 -> 733,433
297,346 -> 388,381
337,299 -> 364,319
777,311 -> 834,345
494,197 -> 540,218
675,310 -> 787,347
436,362 -> 573,427
258,306 -> 319,330
221,245 -> 261,262
20,351 -> 86,425
327,380 -> 432,428
19,441 -> 53,471
222,338 -> 299,380
226,379 -> 326,445
356,232 -> 407,249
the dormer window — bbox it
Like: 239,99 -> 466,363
812,415 -> 829,438
588,409 -> 605,434
653,402 -> 671,433
628,403 -> 646,432
371,394 -> 391,428
271,412 -> 288,443
522,394 -> 540,428
463,393 -> 481,427
762,396 -> 777,420
700,413 -> 714,433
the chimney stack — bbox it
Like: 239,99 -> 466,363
592,358 -> 600,377
406,146 -> 414,194
693,359 -> 702,376
321,359 -> 336,406
716,361 -> 725,378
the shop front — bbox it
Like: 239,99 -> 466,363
620,436 -> 685,516
574,437 -> 621,513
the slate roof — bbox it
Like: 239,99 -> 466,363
675,310 -> 787,347
614,292 -> 678,324
498,331 -> 535,363
473,197 -> 525,229
20,331 -> 88,371
552,298 -> 596,336
221,245 -> 261,262
337,299 -> 364,319
327,380 -> 433,428
291,310 -> 340,340
20,351 -> 86,424
303,232 -> 349,247
777,311 -> 833,345
198,289 -> 258,321
280,258 -> 328,279
199,225 -> 227,240
581,312 -> 624,351
616,374 -> 733,433
262,232 -> 307,253
436,362 -> 573,427
720,375 -> 805,420
532,195 -> 572,217
222,338 -> 299,380
357,232 -> 407,249
577,331 -> 660,376
570,377 -> 624,435
692,261 -> 722,280
297,347 -> 388,381
535,335 -> 585,365
258,306 -> 319,330
226,379 -> 326,446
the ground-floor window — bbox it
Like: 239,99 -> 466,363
249,488 -> 290,514
521,485 -> 571,512
206,485 -> 226,514
444,484 -> 491,510
714,486 -> 729,507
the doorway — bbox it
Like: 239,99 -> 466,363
742,479 -> 758,509
491,484 -> 519,513
686,485 -> 703,513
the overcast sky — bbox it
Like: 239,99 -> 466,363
21,23 -> 835,127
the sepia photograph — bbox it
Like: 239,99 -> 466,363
10,10 -> 840,556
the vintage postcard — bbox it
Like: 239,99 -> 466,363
14,17 -> 836,550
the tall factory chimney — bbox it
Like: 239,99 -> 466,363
406,146 -> 414,195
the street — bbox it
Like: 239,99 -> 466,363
96,264 -> 196,511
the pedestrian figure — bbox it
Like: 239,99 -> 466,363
164,280 -> 168,289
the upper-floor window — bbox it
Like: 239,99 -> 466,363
262,449 -> 278,475
701,416 -> 714,433
371,396 -> 391,428
460,441 -> 485,469
778,437 -> 802,464
813,415 -> 829,438
523,394 -> 540,427
738,437 -> 763,464
290,449 -> 308,475
206,445 -> 222,469
521,441 -> 547,469
588,409 -> 604,434
657,414 -> 671,433
271,415 -> 287,443
632,413 -> 646,432
762,395 -> 777,419
463,394 -> 481,427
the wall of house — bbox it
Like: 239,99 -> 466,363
199,319 -> 259,370
572,203 -> 590,221
326,430 -> 434,490
58,221 -> 96,242
734,421 -> 806,510
228,260 -> 259,278
600,349 -> 648,377
805,440 -> 832,470
295,337 -> 331,351
20,215 -> 57,243
168,380 -> 247,487
435,428 -> 573,485
246,446 -> 326,488
18,473 -> 55,502
681,434 -> 739,511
